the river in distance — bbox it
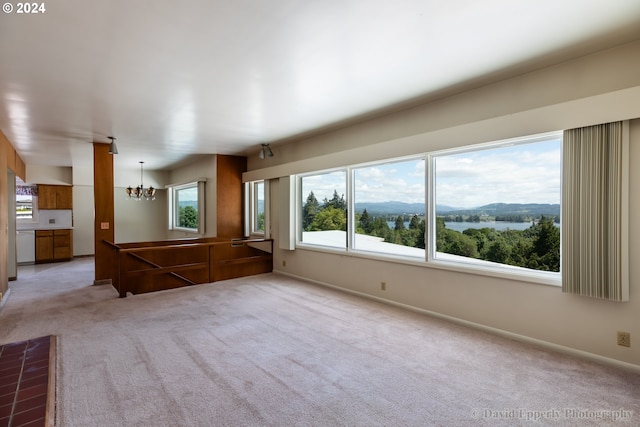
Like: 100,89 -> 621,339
387,220 -> 559,232
444,221 -> 546,232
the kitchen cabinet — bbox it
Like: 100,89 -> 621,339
35,229 -> 73,262
38,185 -> 73,209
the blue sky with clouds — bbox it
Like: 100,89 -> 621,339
435,138 -> 561,208
301,137 -> 561,209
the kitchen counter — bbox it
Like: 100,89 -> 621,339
17,226 -> 74,230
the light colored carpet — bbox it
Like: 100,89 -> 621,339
1,258 -> 639,426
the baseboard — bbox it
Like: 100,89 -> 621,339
93,279 -> 112,286
275,270 -> 640,374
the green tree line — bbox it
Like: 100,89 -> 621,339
436,216 -> 559,272
302,191 -> 560,272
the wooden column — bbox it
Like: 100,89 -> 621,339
216,155 -> 247,238
93,143 -> 115,283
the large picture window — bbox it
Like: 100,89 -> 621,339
353,159 -> 425,258
431,134 -> 562,273
297,132 -> 562,281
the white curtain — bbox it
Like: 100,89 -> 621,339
562,121 -> 628,301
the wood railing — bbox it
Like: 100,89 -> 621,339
105,237 -> 273,297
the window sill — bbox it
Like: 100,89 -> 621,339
170,228 -> 201,235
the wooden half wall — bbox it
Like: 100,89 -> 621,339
93,150 -> 248,285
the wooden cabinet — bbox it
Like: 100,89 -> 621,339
53,229 -> 72,259
38,186 -> 57,209
35,231 -> 54,262
37,185 -> 73,209
35,229 -> 73,262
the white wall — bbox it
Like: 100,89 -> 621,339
72,164 -> 94,256
26,165 -> 73,185
113,158 -> 170,243
248,41 -> 640,368
114,189 -> 168,243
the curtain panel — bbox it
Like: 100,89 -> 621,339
561,121 -> 629,301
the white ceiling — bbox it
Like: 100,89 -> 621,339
1,0 -> 640,171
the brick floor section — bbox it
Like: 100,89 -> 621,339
0,336 -> 55,427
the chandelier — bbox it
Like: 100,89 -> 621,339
126,161 -> 156,201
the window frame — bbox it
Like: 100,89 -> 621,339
295,132 -> 563,286
168,180 -> 205,234
16,191 -> 39,224
297,168 -> 348,250
245,180 -> 269,237
427,131 -> 562,283
350,156 -> 426,259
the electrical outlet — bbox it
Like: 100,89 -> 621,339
381,282 -> 386,291
617,331 -> 630,347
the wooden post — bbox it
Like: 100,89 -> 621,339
93,143 -> 115,284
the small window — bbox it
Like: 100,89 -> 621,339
168,181 -> 205,233
246,180 -> 267,235
16,185 -> 38,222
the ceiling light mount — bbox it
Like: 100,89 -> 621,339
259,143 -> 273,159
108,136 -> 118,155
126,161 -> 156,201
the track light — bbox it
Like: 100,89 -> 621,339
108,136 -> 118,155
259,143 -> 273,159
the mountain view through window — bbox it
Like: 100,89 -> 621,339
299,133 -> 562,273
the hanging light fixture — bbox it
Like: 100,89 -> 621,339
108,136 -> 118,154
126,161 -> 156,201
259,143 -> 274,159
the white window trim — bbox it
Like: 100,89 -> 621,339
16,194 -> 39,225
294,132 -> 563,286
297,168 -> 348,249
245,180 -> 270,238
427,131 -> 562,284
167,179 -> 206,234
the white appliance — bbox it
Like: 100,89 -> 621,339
16,230 -> 35,264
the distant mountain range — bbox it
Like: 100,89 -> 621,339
354,201 -> 559,217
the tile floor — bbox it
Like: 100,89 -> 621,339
0,336 -> 54,427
